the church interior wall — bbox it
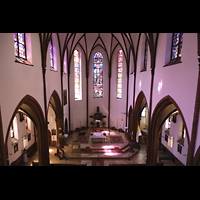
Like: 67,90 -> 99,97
7,113 -> 35,165
110,46 -> 127,129
0,33 -> 45,141
128,51 -> 134,110
152,33 -> 198,141
45,33 -> 62,108
1,33 -> 200,165
69,46 -> 87,130
134,33 -> 151,109
161,114 -> 188,165
88,46 -> 109,128
63,51 -> 69,131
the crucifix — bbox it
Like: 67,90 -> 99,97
90,107 -> 106,127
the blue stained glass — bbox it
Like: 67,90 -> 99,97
171,33 -> 184,60
93,52 -> 103,98
117,50 -> 123,99
74,49 -> 81,99
13,33 -> 26,59
49,39 -> 54,70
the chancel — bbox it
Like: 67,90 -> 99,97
1,33 -> 200,166
90,107 -> 106,127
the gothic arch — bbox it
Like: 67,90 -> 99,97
5,95 -> 48,166
47,90 -> 63,146
147,95 -> 190,166
133,91 -> 148,142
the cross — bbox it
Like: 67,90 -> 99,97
90,107 -> 106,127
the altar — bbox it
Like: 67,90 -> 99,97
90,107 -> 106,127
90,132 -> 106,143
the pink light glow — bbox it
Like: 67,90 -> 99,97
102,145 -> 115,149
104,152 -> 120,156
103,131 -> 109,134
103,149 -> 120,156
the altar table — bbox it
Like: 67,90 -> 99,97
90,132 -> 106,143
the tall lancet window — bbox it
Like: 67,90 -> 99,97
117,50 -> 123,99
144,38 -> 148,70
171,33 -> 184,60
14,33 -> 26,59
93,52 -> 103,98
74,49 -> 82,100
14,33 -> 31,65
49,38 -> 54,70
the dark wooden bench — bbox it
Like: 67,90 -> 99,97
55,147 -> 65,160
159,156 -> 175,163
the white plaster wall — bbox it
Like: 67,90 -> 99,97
0,33 -> 44,141
63,51 -> 69,132
46,33 -> 62,106
110,46 -> 127,129
69,46 -> 87,130
152,33 -> 198,141
134,33 -> 151,107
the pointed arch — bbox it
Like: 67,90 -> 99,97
147,95 -> 190,166
133,91 -> 148,143
5,95 -> 48,166
47,90 -> 63,136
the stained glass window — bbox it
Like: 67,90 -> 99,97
171,33 -> 184,60
144,38 -> 148,70
49,38 -> 54,70
74,49 -> 81,100
93,52 -> 103,98
14,33 -> 26,59
117,50 -> 123,99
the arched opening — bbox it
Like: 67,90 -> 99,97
47,90 -> 64,162
47,90 -> 63,146
147,95 -> 190,166
134,91 -> 149,146
5,95 -> 49,166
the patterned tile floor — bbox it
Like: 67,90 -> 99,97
23,128 -> 178,166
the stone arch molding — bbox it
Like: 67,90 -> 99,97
5,94 -> 49,166
147,95 -> 190,166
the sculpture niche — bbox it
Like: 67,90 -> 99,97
90,107 -> 106,127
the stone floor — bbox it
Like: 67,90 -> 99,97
23,128 -> 179,166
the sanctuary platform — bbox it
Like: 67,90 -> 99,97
63,128 -> 139,160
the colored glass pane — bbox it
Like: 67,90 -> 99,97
144,38 -> 148,70
117,50 -> 123,99
171,33 -> 184,60
49,39 -> 54,70
13,33 -> 26,59
14,42 -> 19,56
93,52 -> 103,98
74,50 -> 81,100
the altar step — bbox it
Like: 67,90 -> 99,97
80,144 -> 130,154
66,149 -> 139,160
121,144 -> 130,153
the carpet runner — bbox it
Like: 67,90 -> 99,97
92,159 -> 104,166
110,136 -> 124,143
76,136 -> 89,143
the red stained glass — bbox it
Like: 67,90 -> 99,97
171,33 -> 184,60
13,33 -> 26,59
117,50 -> 123,99
93,51 -> 103,98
